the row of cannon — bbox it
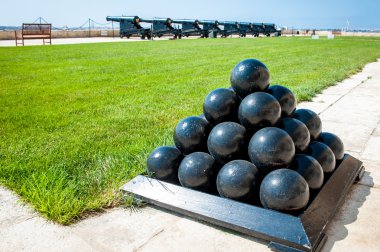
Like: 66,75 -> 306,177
106,16 -> 280,39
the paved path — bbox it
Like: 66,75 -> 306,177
1,60 -> 380,252
0,36 -> 188,47
0,35 -> 246,47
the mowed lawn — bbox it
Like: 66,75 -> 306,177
1,37 -> 379,224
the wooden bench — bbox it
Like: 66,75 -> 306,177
15,23 -> 52,46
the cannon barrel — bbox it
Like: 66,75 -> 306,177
219,21 -> 239,26
240,22 -> 253,27
172,19 -> 199,24
106,16 -> 140,23
199,20 -> 219,26
141,18 -> 173,24
239,22 -> 253,29
239,22 -> 253,30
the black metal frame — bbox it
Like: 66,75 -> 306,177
121,154 -> 363,252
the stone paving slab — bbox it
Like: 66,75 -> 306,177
361,135 -> 380,161
297,94 -> 341,114
323,184 -> 380,252
0,187 -> 95,252
72,207 -> 180,252
358,160 -> 380,188
320,106 -> 380,127
137,212 -> 270,252
321,121 -> 373,153
1,59 -> 380,252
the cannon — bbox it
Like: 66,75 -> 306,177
106,16 -> 151,39
219,21 -> 240,38
172,19 -> 202,37
199,20 -> 221,38
238,22 -> 253,37
142,18 -> 182,39
262,23 -> 281,36
253,23 -> 281,37
251,23 -> 266,37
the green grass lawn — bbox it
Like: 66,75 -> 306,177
1,36 -> 379,224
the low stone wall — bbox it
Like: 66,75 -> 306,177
341,31 -> 380,37
1,29 -> 379,40
0,30 -> 120,40
281,30 -> 380,37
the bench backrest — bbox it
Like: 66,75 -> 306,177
22,23 -> 51,35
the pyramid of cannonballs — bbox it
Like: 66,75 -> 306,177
147,59 -> 344,212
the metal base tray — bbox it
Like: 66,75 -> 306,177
121,154 -> 364,252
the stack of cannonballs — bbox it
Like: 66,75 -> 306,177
147,59 -> 345,213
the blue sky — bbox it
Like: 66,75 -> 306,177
1,0 -> 379,29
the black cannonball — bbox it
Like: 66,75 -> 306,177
178,152 -> 217,191
260,168 -> 310,211
248,127 -> 295,174
306,141 -> 336,173
276,118 -> 310,152
147,146 -> 183,182
238,92 -> 281,131
230,59 -> 270,97
292,109 -> 322,140
203,88 -> 241,125
289,154 -> 324,189
174,116 -> 211,155
207,122 -> 247,164
317,132 -> 345,161
266,85 -> 297,117
217,160 -> 259,201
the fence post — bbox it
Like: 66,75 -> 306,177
88,18 -> 91,37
